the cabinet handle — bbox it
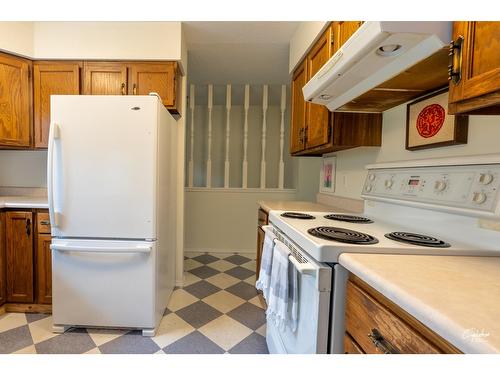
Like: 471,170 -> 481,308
448,35 -> 464,84
40,220 -> 50,226
368,329 -> 399,354
26,218 -> 31,237
121,83 -> 126,95
133,84 -> 137,95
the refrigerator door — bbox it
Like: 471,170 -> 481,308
48,95 -> 158,239
51,238 -> 158,330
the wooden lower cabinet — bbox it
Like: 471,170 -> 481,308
345,275 -> 461,354
36,234 -> 52,304
0,209 -> 52,312
0,212 -> 6,306
256,208 -> 269,279
5,211 -> 34,303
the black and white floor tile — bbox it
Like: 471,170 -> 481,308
0,252 -> 268,354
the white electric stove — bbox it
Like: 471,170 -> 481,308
265,154 -> 500,355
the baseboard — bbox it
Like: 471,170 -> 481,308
5,303 -> 52,314
184,248 -> 255,258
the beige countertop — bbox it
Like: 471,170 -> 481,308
339,253 -> 500,353
258,200 -> 349,214
0,196 -> 49,209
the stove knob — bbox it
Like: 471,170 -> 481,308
368,173 -> 376,181
472,192 -> 487,204
384,179 -> 393,189
434,180 -> 447,192
365,184 -> 372,192
479,173 -> 494,185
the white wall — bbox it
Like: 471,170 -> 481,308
289,21 -> 328,73
0,22 -> 33,57
33,22 -> 182,61
0,151 -> 47,187
329,104 -> 500,200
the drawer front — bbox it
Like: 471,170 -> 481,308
257,208 -> 268,227
37,212 -> 51,234
345,280 -> 440,354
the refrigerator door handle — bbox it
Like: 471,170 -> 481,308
47,122 -> 61,228
50,243 -> 152,254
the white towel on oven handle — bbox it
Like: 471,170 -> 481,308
266,239 -> 290,331
288,261 -> 299,333
255,225 -> 277,301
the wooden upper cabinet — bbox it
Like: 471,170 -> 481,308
83,62 -> 127,95
128,62 -> 178,109
0,52 -> 31,148
333,21 -> 363,53
33,62 -> 81,148
305,25 -> 334,150
449,21 -> 500,114
290,60 -> 308,154
5,211 -> 34,303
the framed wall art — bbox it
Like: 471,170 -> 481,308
319,156 -> 336,194
406,88 -> 468,150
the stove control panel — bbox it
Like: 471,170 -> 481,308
362,164 -> 500,215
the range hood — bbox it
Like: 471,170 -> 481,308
302,22 -> 452,113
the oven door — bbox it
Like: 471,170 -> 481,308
265,241 -> 332,354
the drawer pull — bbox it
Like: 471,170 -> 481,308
368,329 -> 399,354
40,220 -> 50,225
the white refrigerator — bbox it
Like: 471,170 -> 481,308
48,95 -> 177,336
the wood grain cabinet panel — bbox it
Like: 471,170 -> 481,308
128,62 -> 178,111
33,62 -> 81,148
36,234 -> 52,304
333,21 -> 363,52
0,52 -> 31,148
83,62 -> 128,95
449,21 -> 500,114
0,212 -> 5,306
290,60 -> 308,154
256,208 -> 269,279
5,211 -> 34,303
305,25 -> 333,150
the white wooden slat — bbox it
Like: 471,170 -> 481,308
279,84 -> 286,189
260,85 -> 268,189
206,84 -> 213,188
242,84 -> 250,188
224,84 -> 231,188
188,84 -> 195,188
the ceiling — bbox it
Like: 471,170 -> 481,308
184,22 -> 300,86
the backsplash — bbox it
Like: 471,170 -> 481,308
0,150 -> 47,187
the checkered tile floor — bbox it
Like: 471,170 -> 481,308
0,252 -> 268,354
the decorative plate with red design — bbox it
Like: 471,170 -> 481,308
416,104 -> 446,138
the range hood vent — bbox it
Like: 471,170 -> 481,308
302,21 -> 452,113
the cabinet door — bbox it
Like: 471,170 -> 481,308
290,60 -> 308,154
128,62 -> 178,109
33,62 -> 81,148
0,212 -> 5,306
333,21 -> 363,53
36,234 -> 52,304
256,227 -> 265,280
83,62 -> 127,95
0,52 -> 31,148
6,212 -> 34,303
305,25 -> 333,150
344,333 -> 364,354
449,22 -> 500,104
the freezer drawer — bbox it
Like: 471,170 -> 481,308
51,238 -> 157,330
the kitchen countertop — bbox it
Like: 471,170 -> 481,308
0,196 -> 49,209
258,200 -> 349,214
339,253 -> 500,353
